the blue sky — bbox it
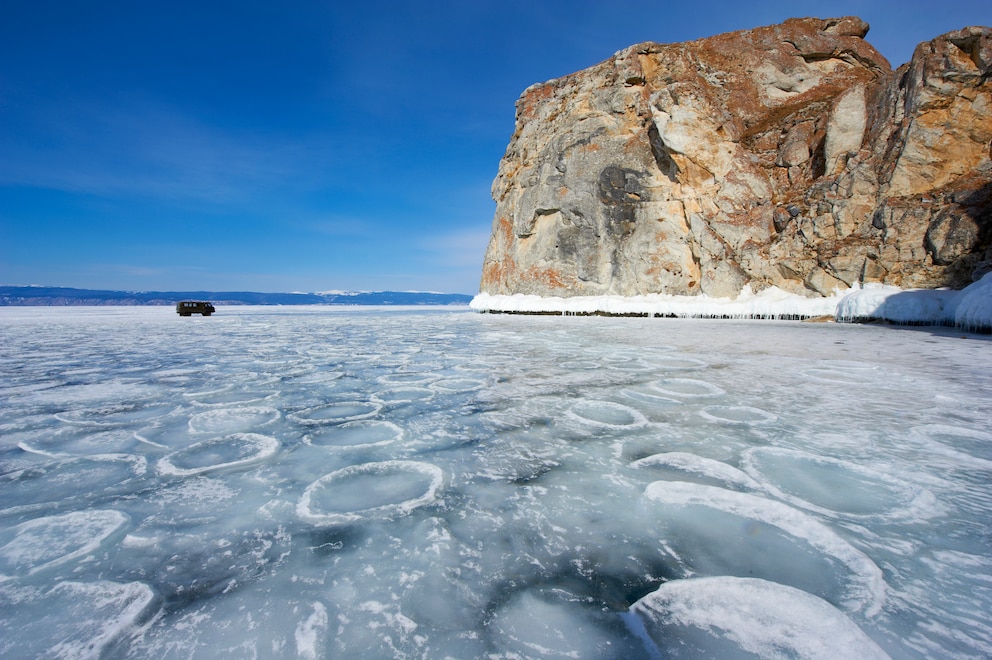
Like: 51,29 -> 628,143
2,1 -> 988,294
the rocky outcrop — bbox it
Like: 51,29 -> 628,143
479,18 -> 992,300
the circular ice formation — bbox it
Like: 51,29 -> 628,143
297,461 -> 444,526
742,447 -> 935,520
0,581 -> 158,658
0,510 -> 128,579
430,378 -> 486,393
558,360 -> 600,370
631,452 -> 761,491
488,591 -> 632,658
620,388 -> 682,407
287,370 -> 345,385
188,390 -> 277,407
651,356 -> 709,371
649,378 -> 726,399
644,481 -> 886,616
630,577 -> 888,659
18,429 -> 139,457
606,359 -> 656,372
305,420 -> 404,449
565,400 -> 648,430
182,384 -> 233,399
801,368 -> 871,386
0,457 -> 147,515
909,424 -> 992,467
157,433 -> 280,476
55,403 -> 177,426
289,401 -> 382,425
373,387 -> 434,404
377,373 -> 436,386
699,405 -> 777,425
188,407 -> 280,434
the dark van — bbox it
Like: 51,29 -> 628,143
176,301 -> 216,316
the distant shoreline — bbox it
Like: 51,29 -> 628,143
0,286 -> 473,307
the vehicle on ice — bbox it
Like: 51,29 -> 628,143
176,301 -> 215,316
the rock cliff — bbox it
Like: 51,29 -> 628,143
479,18 -> 992,300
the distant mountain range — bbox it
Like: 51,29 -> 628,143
0,286 -> 473,306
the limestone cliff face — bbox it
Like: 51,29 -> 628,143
480,18 -> 992,299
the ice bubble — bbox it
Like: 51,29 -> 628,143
631,452 -> 761,491
644,481 -> 886,616
0,580 -> 157,659
648,378 -> 726,398
699,405 -> 777,425
0,510 -> 129,579
565,400 -> 649,430
188,407 -> 280,434
297,461 -> 445,526
289,401 -> 382,425
742,447 -> 936,520
630,576 -> 889,659
158,433 -> 280,477
487,591 -> 641,658
305,420 -> 404,450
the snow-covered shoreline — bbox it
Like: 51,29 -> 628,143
471,272 -> 992,332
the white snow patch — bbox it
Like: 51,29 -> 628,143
471,285 -> 844,319
472,274 -> 992,331
294,602 -> 328,659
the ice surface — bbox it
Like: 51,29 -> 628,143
0,510 -> 129,579
630,576 -> 889,659
297,460 -> 445,525
157,433 -> 280,476
1,305 -> 991,657
0,580 -> 156,658
643,481 -> 886,616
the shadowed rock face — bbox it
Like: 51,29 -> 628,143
480,17 -> 992,298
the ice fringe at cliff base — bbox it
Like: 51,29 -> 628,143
470,272 -> 992,332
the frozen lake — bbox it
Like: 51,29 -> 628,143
1,306 -> 990,658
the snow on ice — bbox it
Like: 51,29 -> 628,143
472,271 -> 992,332
1,304 -> 991,658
